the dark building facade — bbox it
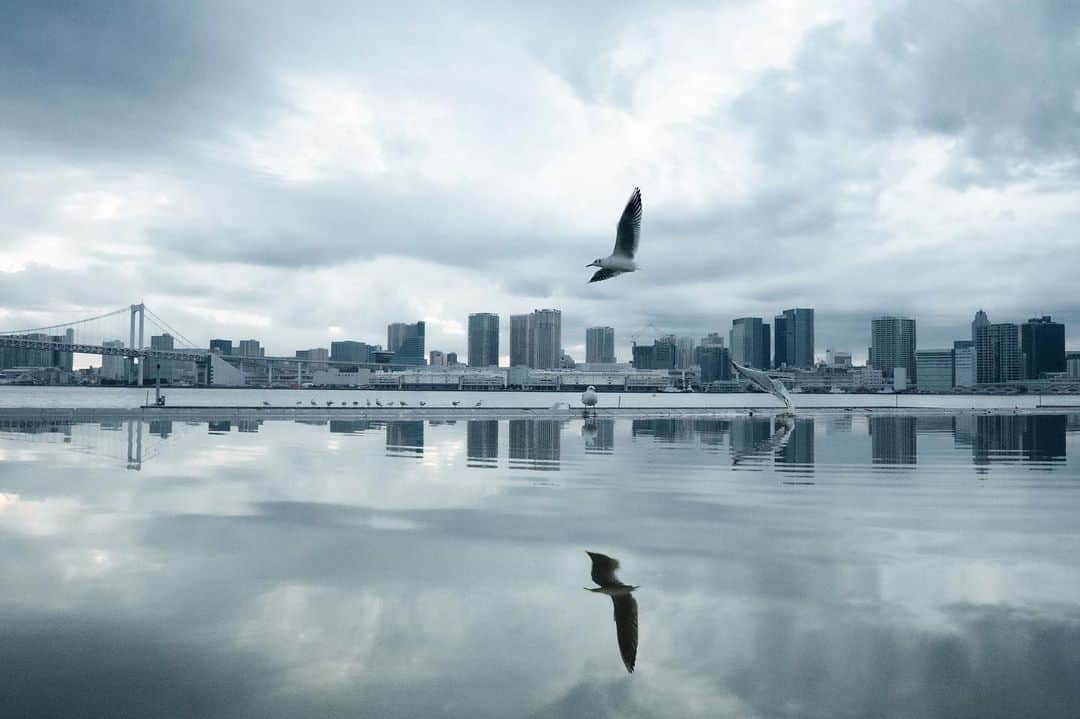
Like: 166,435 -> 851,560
1021,315 -> 1065,379
774,308 -> 814,369
694,344 -> 731,383
331,340 -> 378,364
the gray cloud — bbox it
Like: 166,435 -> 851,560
1,1 -> 1078,361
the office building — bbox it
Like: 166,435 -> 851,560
700,332 -> 724,347
695,344 -> 731,383
1021,315 -> 1065,379
773,308 -> 814,369
529,309 -> 562,370
586,327 -> 616,364
509,314 -> 530,366
387,321 -> 425,365
446,352 -> 459,365
101,340 -> 126,382
429,350 -> 446,367
331,340 -> 378,364
870,316 -> 916,381
631,343 -> 654,370
653,335 -> 677,369
953,340 -> 976,387
675,336 -> 696,369
237,339 -> 265,358
730,317 -> 770,369
975,323 -> 1022,383
295,348 -> 329,362
209,339 -> 232,355
468,313 -> 500,367
916,350 -> 954,391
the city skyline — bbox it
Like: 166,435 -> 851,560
2,3 -> 1078,370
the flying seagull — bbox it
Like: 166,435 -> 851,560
587,187 -> 642,283
585,551 -> 639,673
731,360 -> 794,413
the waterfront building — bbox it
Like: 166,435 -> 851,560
953,340 -> 976,387
468,313 -> 500,367
1021,315 -> 1065,379
675,336 -> 696,369
387,321 -> 426,365
694,344 -> 731,383
916,350 -> 954,391
774,308 -> 814,369
429,350 -> 446,367
529,309 -> 561,370
509,314 -> 530,366
331,340 -> 378,364
975,323 -> 1022,383
101,340 -> 126,382
586,327 -> 616,364
870,316 -> 916,381
730,317 -> 770,369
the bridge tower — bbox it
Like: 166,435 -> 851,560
129,303 -> 145,386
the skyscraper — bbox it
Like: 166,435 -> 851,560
468,313 -> 500,367
730,317 -> 770,369
529,309 -> 561,369
1021,315 -> 1065,379
700,332 -> 724,347
331,340 -> 377,364
975,323 -> 1022,383
509,314 -> 530,367
387,321 -> 425,365
870,316 -> 916,381
429,350 -> 446,366
101,340 -> 126,382
237,339 -> 264,358
586,327 -> 616,364
773,308 -> 815,368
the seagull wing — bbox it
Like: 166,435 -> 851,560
613,187 -> 642,259
612,593 -> 638,673
588,268 -> 621,283
587,551 -> 621,586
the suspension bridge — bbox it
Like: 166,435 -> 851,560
0,303 -> 415,387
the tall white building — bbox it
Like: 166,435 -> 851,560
529,309 -> 562,370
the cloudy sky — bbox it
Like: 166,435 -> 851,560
2,0 -> 1078,364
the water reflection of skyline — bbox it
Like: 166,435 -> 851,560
0,413 -> 1073,473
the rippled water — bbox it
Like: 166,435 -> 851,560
2,412 -> 1079,718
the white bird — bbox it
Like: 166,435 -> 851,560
419,401 -> 426,407
582,385 -> 598,410
587,187 -> 642,283
399,400 -> 408,407
452,401 -> 461,407
376,399 -> 384,407
353,400 -> 359,406
262,400 -> 270,406
585,551 -> 638,673
310,400 -> 317,406
474,400 -> 482,408
731,360 -> 795,413
327,400 -> 334,407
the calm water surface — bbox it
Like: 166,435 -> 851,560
2,412 -> 1079,718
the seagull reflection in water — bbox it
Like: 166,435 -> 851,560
585,551 -> 638,673
732,415 -> 794,466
